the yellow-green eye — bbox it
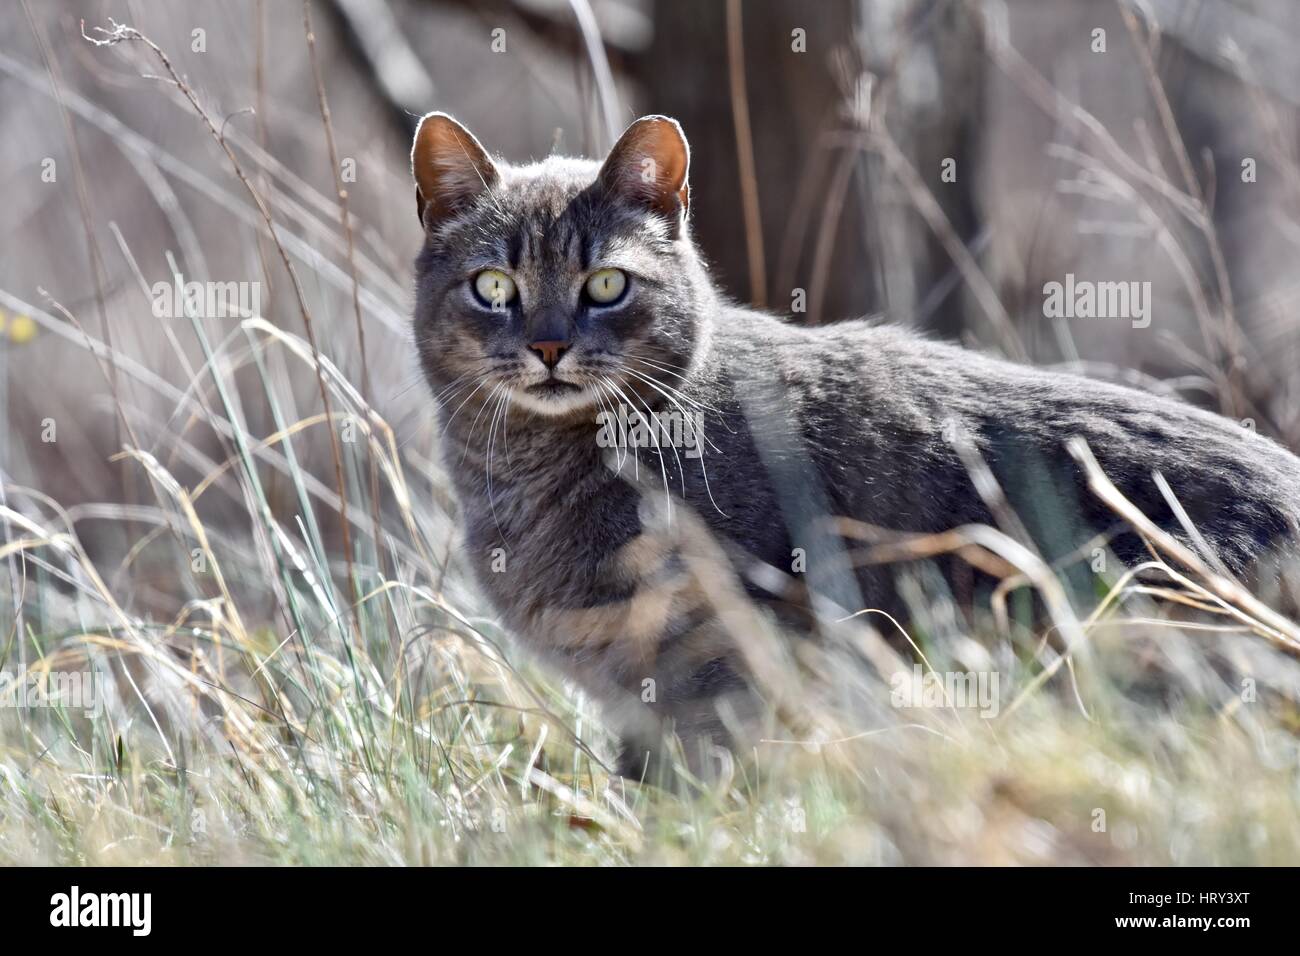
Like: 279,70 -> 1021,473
473,270 -> 516,308
585,268 -> 627,305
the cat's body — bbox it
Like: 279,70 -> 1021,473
411,114 -> 1300,777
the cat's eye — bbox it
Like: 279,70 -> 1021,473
585,268 -> 627,306
473,269 -> 517,309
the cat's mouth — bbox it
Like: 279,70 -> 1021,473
509,373 -> 597,417
526,378 -> 582,396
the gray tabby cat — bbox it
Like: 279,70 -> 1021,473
410,112 -> 1300,779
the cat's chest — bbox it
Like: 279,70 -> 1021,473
453,442 -> 639,592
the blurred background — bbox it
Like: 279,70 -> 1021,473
4,0 -> 1300,865
5,0 -> 1300,567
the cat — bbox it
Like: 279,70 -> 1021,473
410,111 -> 1300,780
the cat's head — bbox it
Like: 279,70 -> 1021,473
411,113 -> 711,419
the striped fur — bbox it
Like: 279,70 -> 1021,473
412,114 -> 1300,778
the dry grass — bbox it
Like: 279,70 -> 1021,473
2,9 -> 1300,866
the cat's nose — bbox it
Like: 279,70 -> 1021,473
528,340 -> 569,369
525,306 -> 573,368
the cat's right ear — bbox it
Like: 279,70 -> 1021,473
411,112 -> 500,230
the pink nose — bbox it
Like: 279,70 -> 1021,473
529,340 -> 569,369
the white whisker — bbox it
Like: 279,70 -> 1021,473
616,365 -> 730,518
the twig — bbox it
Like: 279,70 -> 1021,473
1118,5 -> 1244,415
22,1 -> 136,508
82,19 -> 361,638
325,0 -> 436,128
566,0 -> 621,149
865,125 -> 1027,361
304,1 -> 387,597
1067,437 -> 1300,648
725,0 -> 767,308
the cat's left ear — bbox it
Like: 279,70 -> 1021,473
598,115 -> 690,229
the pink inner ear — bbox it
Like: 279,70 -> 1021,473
412,114 -> 499,226
602,118 -> 690,216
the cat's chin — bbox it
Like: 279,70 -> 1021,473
509,383 -> 597,418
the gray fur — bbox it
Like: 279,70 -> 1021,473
412,116 -> 1300,777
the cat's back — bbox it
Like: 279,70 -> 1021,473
710,308 -> 1299,488
703,309 -> 1300,571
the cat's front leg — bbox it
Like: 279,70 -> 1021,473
609,654 -> 755,787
